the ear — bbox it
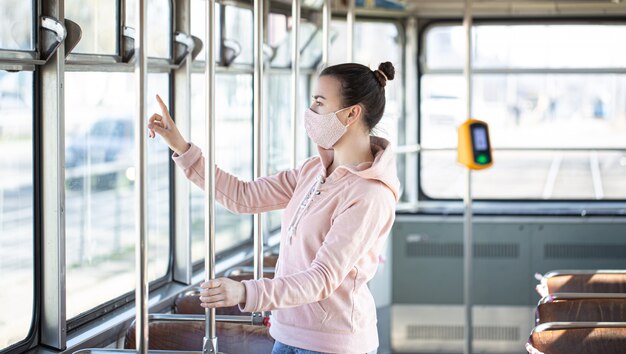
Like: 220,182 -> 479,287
346,105 -> 362,127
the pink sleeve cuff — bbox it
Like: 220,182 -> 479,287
171,142 -> 200,170
238,280 -> 259,313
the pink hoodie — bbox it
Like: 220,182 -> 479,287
172,136 -> 400,354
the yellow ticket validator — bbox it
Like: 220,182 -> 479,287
457,119 -> 493,170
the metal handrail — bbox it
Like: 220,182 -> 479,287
543,270 -> 626,279
539,292 -> 626,305
147,313 -> 267,326
411,146 -> 626,152
532,321 -> 626,333
322,0 -> 330,67
462,2 -> 473,354
252,0 -> 265,288
203,0 -> 219,351
134,0 -> 149,352
291,0 -> 301,169
346,0 -> 355,62
74,350 -> 201,354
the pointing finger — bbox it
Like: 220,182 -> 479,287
155,95 -> 171,123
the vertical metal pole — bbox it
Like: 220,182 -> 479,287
134,0 -> 149,352
41,0 -> 66,349
463,1 -> 473,354
346,0 -> 355,62
463,169 -> 472,354
290,0 -> 301,169
404,17 -> 419,205
173,0 -> 193,285
322,0 -> 331,66
253,0 -> 265,282
203,0 -> 218,352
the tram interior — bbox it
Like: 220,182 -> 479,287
2,0 -> 626,353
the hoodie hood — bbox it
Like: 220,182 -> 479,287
317,136 -> 401,202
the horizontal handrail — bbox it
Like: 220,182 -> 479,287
539,292 -> 626,305
532,321 -> 626,333
148,313 -> 267,326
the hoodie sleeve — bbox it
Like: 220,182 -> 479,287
237,183 -> 396,313
172,142 -> 301,214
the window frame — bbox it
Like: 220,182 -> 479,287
417,18 -> 626,205
0,1 -> 39,352
47,0 -> 175,338
0,72 -> 39,354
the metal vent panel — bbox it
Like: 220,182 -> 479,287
544,244 -> 626,259
406,325 -> 520,342
407,242 -> 519,258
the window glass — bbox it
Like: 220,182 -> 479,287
421,74 -> 626,149
190,0 -> 221,63
329,20 -> 401,144
190,74 -> 253,263
66,0 -> 117,54
224,6 -> 253,65
425,25 -> 626,70
125,0 -> 171,58
330,20 -> 404,198
269,20 -> 322,68
421,24 -> 626,200
0,0 -> 33,50
265,74 -> 311,232
421,150 -> 626,200
65,72 -> 170,318
268,13 -> 288,49
300,23 -> 323,68
0,71 -> 34,349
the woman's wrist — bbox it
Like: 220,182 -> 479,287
238,282 -> 247,305
173,141 -> 190,155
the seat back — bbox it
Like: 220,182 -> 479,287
546,274 -> 626,294
528,327 -> 626,354
125,320 -> 274,352
536,299 -> 626,324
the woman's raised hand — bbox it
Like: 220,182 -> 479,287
147,94 -> 190,155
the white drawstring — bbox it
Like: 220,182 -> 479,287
287,174 -> 325,244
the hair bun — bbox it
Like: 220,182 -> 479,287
374,61 -> 395,87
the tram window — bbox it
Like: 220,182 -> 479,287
64,73 -> 170,319
421,24 -> 626,200
329,19 -> 406,199
125,0 -> 172,58
266,75 -> 311,175
190,74 -> 253,263
269,20 -> 322,68
190,0 -> 221,63
268,13 -> 288,50
425,25 -> 626,70
265,74 -> 311,232
0,71 -> 34,350
329,20 -> 401,141
66,0 -> 116,54
0,0 -> 33,50
223,6 -> 253,65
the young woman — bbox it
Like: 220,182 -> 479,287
147,62 -> 400,354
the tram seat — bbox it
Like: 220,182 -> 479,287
536,271 -> 626,297
535,297 -> 626,325
124,319 -> 274,352
525,323 -> 626,354
175,272 -> 274,315
244,253 -> 278,268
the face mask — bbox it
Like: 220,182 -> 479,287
304,107 -> 351,149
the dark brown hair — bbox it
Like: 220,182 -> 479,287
320,61 -> 395,132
